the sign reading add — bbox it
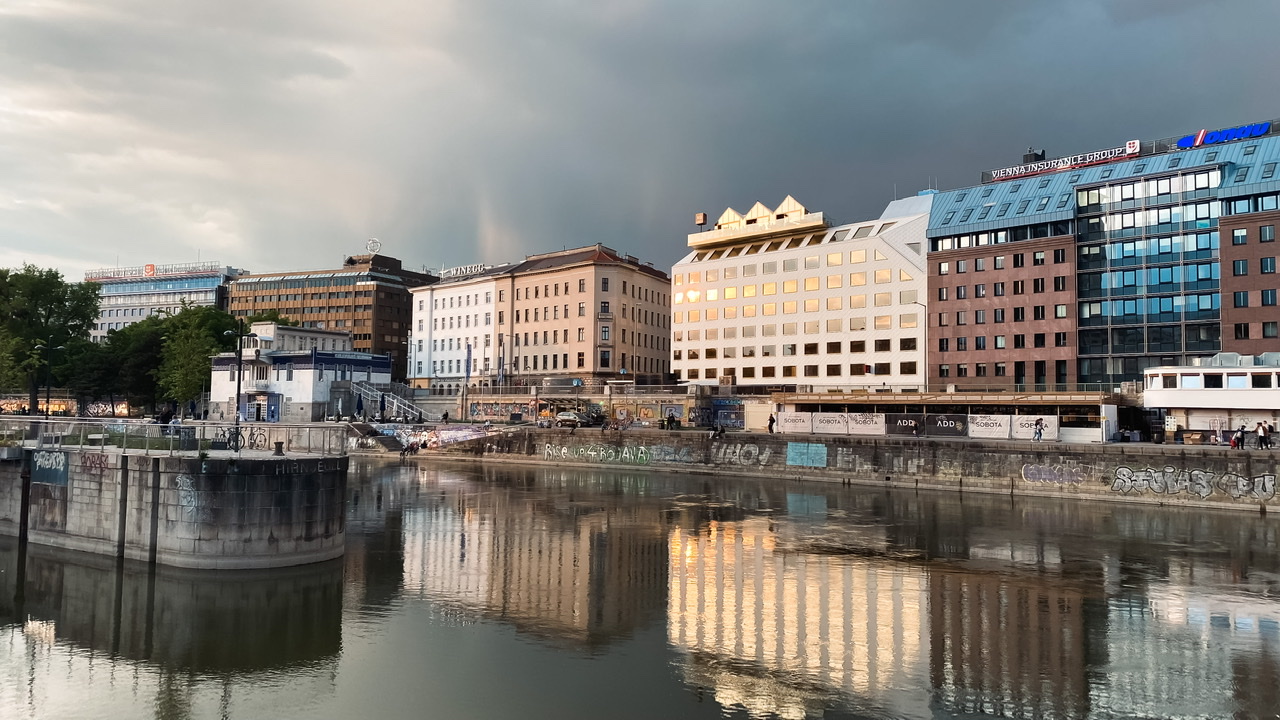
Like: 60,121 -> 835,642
989,140 -> 1140,182
1177,122 -> 1270,149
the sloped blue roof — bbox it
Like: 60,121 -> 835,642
928,132 -> 1280,238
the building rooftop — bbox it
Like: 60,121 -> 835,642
928,120 -> 1280,238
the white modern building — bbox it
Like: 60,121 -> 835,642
671,194 -> 933,388
85,261 -> 244,342
209,322 -> 390,422
1143,352 -> 1280,438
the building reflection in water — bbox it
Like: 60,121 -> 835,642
662,485 -> 1280,720
0,537 -> 343,719
396,465 -> 670,648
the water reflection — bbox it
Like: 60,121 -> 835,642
0,538 -> 342,719
3,459 -> 1280,719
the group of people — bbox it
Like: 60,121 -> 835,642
1230,422 -> 1276,449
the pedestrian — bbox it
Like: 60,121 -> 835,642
1257,422 -> 1268,450
767,413 -> 776,434
708,424 -> 718,440
1033,418 -> 1045,442
1234,425 -> 1246,450
442,411 -> 449,424
911,421 -> 920,439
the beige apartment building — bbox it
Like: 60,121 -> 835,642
411,244 -> 672,392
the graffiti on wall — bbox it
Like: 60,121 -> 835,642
710,443 -> 773,466
1110,465 -> 1276,501
1021,463 -> 1087,485
174,474 -> 213,522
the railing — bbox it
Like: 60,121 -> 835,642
349,380 -> 421,420
0,418 -> 348,456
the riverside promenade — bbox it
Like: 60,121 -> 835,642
429,425 -> 1280,514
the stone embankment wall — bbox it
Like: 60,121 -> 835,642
0,450 -> 347,569
441,429 -> 1280,513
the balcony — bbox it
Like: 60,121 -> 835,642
596,312 -> 614,321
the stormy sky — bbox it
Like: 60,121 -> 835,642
3,0 -> 1279,281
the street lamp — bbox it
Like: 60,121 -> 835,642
223,319 -> 257,451
33,344 -> 65,420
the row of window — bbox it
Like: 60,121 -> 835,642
674,338 -> 918,361
1078,325 -> 1219,355
938,305 -> 1069,325
676,272 -> 916,305
676,248 -> 899,284
938,276 -> 1069,300
936,361 -> 1068,380
679,362 -> 919,380
937,249 -> 1067,276
430,349 -> 656,375
675,314 -> 921,335
1233,322 -> 1280,340
1231,258 -> 1278,276
1229,225 -> 1277,244
938,333 -> 1070,352
1231,289 -> 1279,308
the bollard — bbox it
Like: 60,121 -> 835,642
273,440 -> 285,456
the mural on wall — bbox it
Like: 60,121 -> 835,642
660,404 -> 685,421
711,398 -> 745,429
786,442 -> 828,468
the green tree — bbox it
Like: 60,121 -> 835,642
0,265 -> 100,414
104,316 -> 167,410
157,305 -> 237,416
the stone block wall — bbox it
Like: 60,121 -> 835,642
0,450 -> 347,569
451,429 -> 1280,512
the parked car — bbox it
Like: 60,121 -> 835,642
555,412 -> 581,428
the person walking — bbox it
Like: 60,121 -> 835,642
442,411 -> 449,425
1033,418 -> 1045,442
1256,422 -> 1268,450
666,411 -> 676,431
1233,425 -> 1247,450
767,414 -> 776,434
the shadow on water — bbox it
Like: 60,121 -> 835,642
0,537 -> 343,674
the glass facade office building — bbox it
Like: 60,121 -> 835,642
927,119 -> 1280,386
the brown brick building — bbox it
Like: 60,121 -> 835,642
927,235 -> 1077,390
1219,209 -> 1280,354
227,253 -> 436,380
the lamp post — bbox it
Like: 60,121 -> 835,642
223,319 -> 257,451
33,344 -> 66,420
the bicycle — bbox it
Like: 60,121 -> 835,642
215,426 -> 245,451
247,426 -> 269,450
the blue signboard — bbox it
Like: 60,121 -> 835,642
1177,122 -> 1270,149
31,450 -> 68,486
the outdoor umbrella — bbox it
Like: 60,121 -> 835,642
356,394 -> 364,418
379,393 -> 386,421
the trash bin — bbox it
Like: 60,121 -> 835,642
1151,428 -> 1166,444
178,427 -> 198,451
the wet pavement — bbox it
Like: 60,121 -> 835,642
3,457 -> 1279,719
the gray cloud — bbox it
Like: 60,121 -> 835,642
2,0 -> 1278,280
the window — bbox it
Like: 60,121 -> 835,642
1233,229 -> 1248,245
1033,278 -> 1045,293
1033,333 -> 1045,348
1013,253 -> 1025,268
1055,331 -> 1068,347
1053,276 -> 1067,291
1013,334 -> 1026,349
938,287 -> 948,301
994,282 -> 1005,297
1234,291 -> 1249,308
849,340 -> 865,353
975,336 -> 987,350
1053,248 -> 1066,264
1234,259 -> 1249,276
1013,307 -> 1025,322
938,364 -> 950,378
1263,225 -> 1276,243
956,286 -> 967,300
1263,289 -> 1277,306
938,338 -> 949,352
1266,322 -> 1279,339
1235,323 -> 1250,340
956,337 -> 968,351
1033,306 -> 1046,321
874,339 -> 891,352
938,262 -> 949,275
1033,251 -> 1045,266
1013,280 -> 1025,295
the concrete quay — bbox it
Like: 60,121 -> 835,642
0,446 -> 348,570
432,427 -> 1280,514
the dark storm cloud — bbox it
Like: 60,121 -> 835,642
1,0 -> 1278,279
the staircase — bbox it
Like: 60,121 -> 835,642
346,422 -> 404,453
349,381 -> 423,420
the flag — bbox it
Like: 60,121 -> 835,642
465,343 -> 472,384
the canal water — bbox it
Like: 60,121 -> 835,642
3,459 -> 1280,719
